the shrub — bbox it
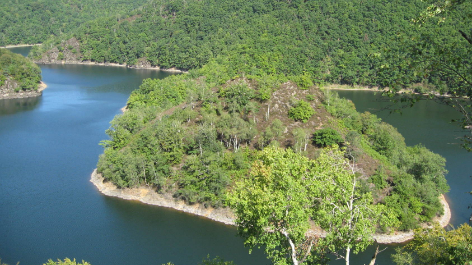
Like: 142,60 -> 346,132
313,128 -> 344,147
288,100 -> 315,122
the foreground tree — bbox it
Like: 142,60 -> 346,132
311,149 -> 398,265
229,147 -> 394,265
228,148 -> 325,265
44,259 -> 91,265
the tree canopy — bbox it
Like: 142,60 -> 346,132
0,48 -> 41,91
0,0 -> 149,46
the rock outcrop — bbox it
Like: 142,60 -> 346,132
0,79 -> 46,100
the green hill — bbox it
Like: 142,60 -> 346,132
30,0 -> 433,86
97,63 -> 449,231
31,0 -> 470,91
0,48 -> 42,95
0,0 -> 150,46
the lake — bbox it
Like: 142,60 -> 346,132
1,47 -> 470,265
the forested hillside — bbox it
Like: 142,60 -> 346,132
30,0 -> 470,91
0,0 -> 150,46
97,61 -> 449,232
0,48 -> 41,93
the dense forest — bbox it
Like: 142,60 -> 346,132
30,0 -> 471,93
0,48 -> 41,92
0,0 -> 149,46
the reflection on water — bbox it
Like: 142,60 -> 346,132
6,46 -> 31,57
0,96 -> 42,116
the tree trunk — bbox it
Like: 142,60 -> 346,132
281,230 -> 299,265
369,245 -> 380,265
345,247 -> 350,265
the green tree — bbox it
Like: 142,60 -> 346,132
392,223 -> 472,265
44,258 -> 91,265
311,148 -> 398,265
312,128 -> 344,147
229,147 -> 395,265
288,100 -> 315,123
228,147 -> 327,265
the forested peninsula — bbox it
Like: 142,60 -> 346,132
92,60 -> 449,232
0,48 -> 45,99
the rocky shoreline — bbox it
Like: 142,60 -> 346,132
35,60 -> 187,73
0,81 -> 47,100
90,169 -> 451,244
0,44 -> 41,48
90,169 -> 235,225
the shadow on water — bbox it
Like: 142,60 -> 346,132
6,46 -> 31,57
0,96 -> 42,116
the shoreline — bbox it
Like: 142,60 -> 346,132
90,169 -> 452,244
90,169 -> 235,225
35,60 -> 187,73
38,81 -> 48,92
0,81 -> 48,100
1,44 -> 41,48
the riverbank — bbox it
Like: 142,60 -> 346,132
0,44 -> 41,48
35,60 -> 187,73
324,84 -> 382,91
0,81 -> 47,100
90,169 -> 451,244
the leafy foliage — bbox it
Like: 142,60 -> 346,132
0,48 -> 41,91
31,0 -> 437,87
44,258 -> 91,265
312,128 -> 344,147
392,223 -> 472,265
228,147 -> 394,265
323,91 -> 449,230
0,0 -> 149,46
288,100 -> 315,123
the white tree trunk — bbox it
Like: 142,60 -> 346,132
281,229 -> 299,265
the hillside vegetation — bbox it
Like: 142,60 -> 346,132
0,0 -> 150,46
0,48 -> 41,92
97,62 -> 449,231
30,0 -> 470,93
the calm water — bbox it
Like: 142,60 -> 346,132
1,47 -> 470,265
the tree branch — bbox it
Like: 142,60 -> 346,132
459,30 -> 472,45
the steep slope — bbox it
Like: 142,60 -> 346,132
31,0 -> 438,87
0,0 -> 150,46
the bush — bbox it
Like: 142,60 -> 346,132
288,100 -> 315,122
313,128 -> 344,147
